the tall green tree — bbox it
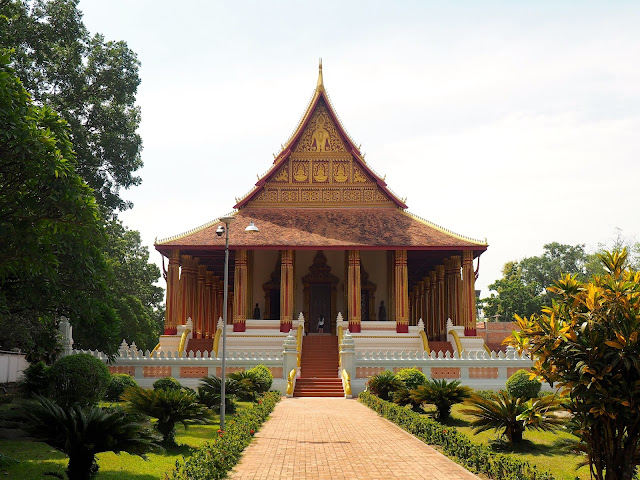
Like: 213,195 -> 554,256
508,250 -> 640,480
0,51 -> 120,355
104,219 -> 164,351
0,0 -> 142,213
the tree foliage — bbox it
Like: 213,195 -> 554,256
508,250 -> 640,479
0,0 -> 143,213
0,50 -> 120,354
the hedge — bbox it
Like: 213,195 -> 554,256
169,391 -> 281,480
359,391 -> 556,480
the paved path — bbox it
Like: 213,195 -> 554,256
228,397 -> 481,480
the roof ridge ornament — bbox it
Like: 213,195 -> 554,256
316,57 -> 324,92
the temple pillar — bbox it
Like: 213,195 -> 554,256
450,255 -> 462,326
196,265 -> 207,338
429,272 -> 436,339
233,250 -> 248,332
394,250 -> 409,333
164,250 -> 181,333
436,265 -> 445,339
179,255 -> 198,326
280,250 -> 294,332
462,251 -> 477,329
444,258 -> 454,325
347,250 -> 362,333
205,272 -> 215,338
419,280 -> 426,326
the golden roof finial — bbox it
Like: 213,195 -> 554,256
316,58 -> 324,92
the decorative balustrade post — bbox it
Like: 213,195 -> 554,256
340,329 -> 356,379
58,316 -> 74,357
283,331 -> 298,397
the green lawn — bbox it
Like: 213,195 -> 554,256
0,401 -> 253,479
438,404 -> 590,480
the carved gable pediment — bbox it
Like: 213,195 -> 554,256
294,102 -> 347,153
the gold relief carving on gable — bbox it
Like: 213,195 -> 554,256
294,105 -> 347,153
274,166 -> 289,182
363,189 -> 375,202
312,161 -> 329,182
333,162 -> 349,183
323,189 -> 340,203
353,165 -> 368,183
301,189 -> 321,202
280,189 -> 299,202
343,189 -> 362,202
292,162 -> 308,182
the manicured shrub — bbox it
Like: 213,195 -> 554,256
367,371 -> 404,401
410,379 -> 472,421
359,391 -> 557,480
105,374 -> 138,402
395,367 -> 427,390
19,361 -> 50,398
48,354 -> 110,409
21,395 -> 158,480
123,386 -> 212,446
153,376 -> 182,391
247,364 -> 273,393
169,392 -> 280,480
506,369 -> 541,399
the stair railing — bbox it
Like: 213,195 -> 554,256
448,329 -> 463,358
296,324 -> 303,368
178,329 -> 191,356
213,325 -> 223,357
341,368 -> 352,398
418,330 -> 431,355
286,368 -> 297,397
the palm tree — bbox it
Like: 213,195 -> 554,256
410,379 -> 472,421
21,396 -> 158,480
367,371 -> 404,401
461,391 -> 564,444
122,386 -> 212,446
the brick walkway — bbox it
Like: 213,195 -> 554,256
228,397 -> 481,480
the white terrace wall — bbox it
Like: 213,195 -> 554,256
0,351 -> 28,384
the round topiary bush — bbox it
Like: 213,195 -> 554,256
247,364 -> 273,393
105,374 -> 138,402
48,354 -> 110,408
395,367 -> 427,391
153,377 -> 182,391
506,369 -> 541,399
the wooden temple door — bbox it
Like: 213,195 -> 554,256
310,284 -> 331,334
303,251 -> 339,335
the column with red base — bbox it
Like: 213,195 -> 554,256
164,250 -> 181,334
394,250 -> 409,333
279,250 -> 294,332
233,250 -> 248,332
347,250 -> 362,333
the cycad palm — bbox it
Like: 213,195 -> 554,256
461,391 -> 563,444
122,386 -> 212,446
21,395 -> 158,480
367,371 -> 404,401
410,379 -> 472,421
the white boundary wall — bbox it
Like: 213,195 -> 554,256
0,351 -> 29,384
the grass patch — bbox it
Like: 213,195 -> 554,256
435,403 -> 590,480
0,400 -> 255,479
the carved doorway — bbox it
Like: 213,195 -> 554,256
262,254 -> 281,320
303,251 -> 338,334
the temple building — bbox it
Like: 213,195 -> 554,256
154,62 -> 487,343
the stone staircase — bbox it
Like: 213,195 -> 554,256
428,341 -> 454,355
294,335 -> 344,397
186,338 -> 214,355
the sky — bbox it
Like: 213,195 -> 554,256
78,0 -> 640,296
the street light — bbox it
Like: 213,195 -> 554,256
216,216 -> 259,429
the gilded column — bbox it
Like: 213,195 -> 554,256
179,255 -> 197,326
347,250 -> 362,333
418,280 -> 426,325
164,250 -> 181,333
196,265 -> 207,338
436,265 -> 445,339
205,271 -> 215,338
428,272 -> 436,338
462,251 -> 477,329
233,250 -> 248,332
394,250 -> 409,333
444,258 -> 453,325
449,255 -> 462,326
280,250 -> 294,332
217,279 -> 224,323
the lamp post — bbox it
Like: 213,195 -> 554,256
216,216 -> 259,430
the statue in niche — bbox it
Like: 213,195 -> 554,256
311,116 -> 330,152
378,300 -> 387,321
253,303 -> 261,320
